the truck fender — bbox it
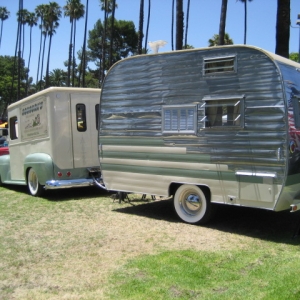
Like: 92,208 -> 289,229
24,153 -> 54,185
0,155 -> 11,182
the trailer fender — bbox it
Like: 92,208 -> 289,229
24,153 -> 54,186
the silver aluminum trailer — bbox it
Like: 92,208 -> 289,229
0,87 -> 101,196
98,45 -> 300,224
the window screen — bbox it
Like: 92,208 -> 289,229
204,56 -> 236,75
203,95 -> 243,128
76,104 -> 87,132
163,106 -> 196,133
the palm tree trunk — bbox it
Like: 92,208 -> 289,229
275,0 -> 290,58
144,0 -> 151,52
138,0 -> 144,54
176,0 -> 183,50
109,0 -> 116,66
80,0 -> 89,87
244,0 -> 247,44
184,0 -> 190,48
218,0 -> 228,45
171,0 -> 174,51
45,33 -> 53,88
101,0 -> 107,84
0,20 -> 3,49
36,18 -> 43,85
26,26 -> 33,95
40,33 -> 47,89
67,20 -> 74,87
72,21 -> 77,87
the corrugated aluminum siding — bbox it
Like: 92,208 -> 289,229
99,46 -> 287,197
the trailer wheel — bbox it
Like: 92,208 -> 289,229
174,184 -> 212,224
27,168 -> 44,197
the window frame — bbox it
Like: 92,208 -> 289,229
162,105 -> 197,134
76,103 -> 87,132
202,94 -> 245,129
203,55 -> 237,76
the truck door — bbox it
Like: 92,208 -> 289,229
70,93 -> 99,168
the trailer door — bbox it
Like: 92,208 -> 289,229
70,93 -> 99,168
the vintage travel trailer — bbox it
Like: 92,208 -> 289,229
0,87 -> 101,196
97,45 -> 300,224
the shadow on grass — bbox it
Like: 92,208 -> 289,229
1,184 -> 111,201
113,197 -> 300,244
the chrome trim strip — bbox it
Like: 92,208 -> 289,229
235,171 -> 277,178
45,178 -> 95,190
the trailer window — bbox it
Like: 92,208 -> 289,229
9,116 -> 18,140
203,95 -> 244,128
76,104 -> 87,132
162,106 -> 196,134
95,104 -> 99,130
203,55 -> 236,75
292,97 -> 300,129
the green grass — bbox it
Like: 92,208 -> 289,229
1,185 -> 300,299
108,249 -> 300,300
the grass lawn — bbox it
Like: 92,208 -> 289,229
0,185 -> 300,299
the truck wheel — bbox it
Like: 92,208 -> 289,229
174,184 -> 212,224
27,168 -> 44,197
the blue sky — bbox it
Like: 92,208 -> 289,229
0,0 -> 300,81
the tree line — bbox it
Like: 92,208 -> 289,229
0,0 -> 295,117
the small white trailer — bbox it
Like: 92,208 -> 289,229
97,45 -> 300,224
0,87 -> 101,196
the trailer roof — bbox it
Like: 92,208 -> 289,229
109,44 -> 300,70
8,87 -> 101,110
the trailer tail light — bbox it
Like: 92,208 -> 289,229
57,172 -> 62,177
66,171 -> 71,177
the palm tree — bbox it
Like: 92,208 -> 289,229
171,0 -> 174,50
25,11 -> 38,95
237,0 -> 253,44
184,0 -> 190,49
35,4 -> 47,85
144,0 -> 151,53
208,33 -> 233,46
138,0 -> 144,54
109,0 -> 116,66
219,0 -> 228,45
44,2 -> 62,88
176,0 -> 183,50
79,0 -> 89,87
49,68 -> 67,86
63,0 -> 85,87
275,0 -> 290,58
16,9 -> 29,58
0,7 -> 10,49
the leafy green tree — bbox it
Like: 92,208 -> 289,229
88,17 -> 138,85
208,33 -> 233,46
237,0 -> 253,44
0,7 -> 10,49
289,52 -> 299,63
64,0 -> 85,87
0,55 -> 28,116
